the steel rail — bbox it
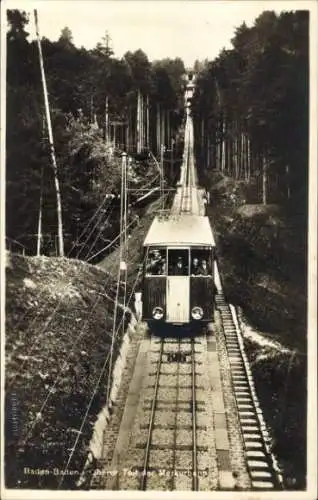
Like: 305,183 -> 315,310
180,125 -> 192,213
171,339 -> 181,490
179,134 -> 188,213
140,338 -> 165,490
191,338 -> 199,490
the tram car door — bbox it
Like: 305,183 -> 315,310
166,248 -> 189,323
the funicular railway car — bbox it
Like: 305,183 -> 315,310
141,214 -> 216,334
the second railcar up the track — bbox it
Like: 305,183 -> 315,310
141,214 -> 216,333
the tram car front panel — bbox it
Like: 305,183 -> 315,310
142,215 -> 216,330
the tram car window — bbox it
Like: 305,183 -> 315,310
191,249 -> 212,276
146,248 -> 166,276
168,249 -> 189,276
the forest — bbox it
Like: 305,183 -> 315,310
191,13 -> 309,487
6,9 -> 186,258
192,10 -> 308,215
6,10 -> 309,258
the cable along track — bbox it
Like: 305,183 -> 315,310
215,293 -> 283,490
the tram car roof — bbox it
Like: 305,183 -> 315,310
143,215 -> 216,247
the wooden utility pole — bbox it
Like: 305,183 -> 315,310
37,166 -> 44,256
34,10 -> 64,257
37,114 -> 45,257
121,152 -> 128,307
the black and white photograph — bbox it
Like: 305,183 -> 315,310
1,0 -> 317,498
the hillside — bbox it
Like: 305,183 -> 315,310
5,252 -> 130,489
206,171 -> 307,488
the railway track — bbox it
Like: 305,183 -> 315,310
179,120 -> 194,213
93,278 -> 282,492
102,334 -> 219,491
139,337 -> 200,490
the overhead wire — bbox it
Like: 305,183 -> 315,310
18,188 -> 167,447
9,187 -> 133,390
18,258 -> 120,446
83,205 -> 115,261
8,206 -> 115,383
75,199 -> 113,259
67,193 -> 112,257
106,153 -> 126,407
59,245 -> 150,488
11,194 -> 113,337
12,127 -> 176,469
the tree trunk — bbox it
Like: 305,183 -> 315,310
239,130 -> 244,180
125,121 -> 128,152
161,109 -> 165,149
262,154 -> 267,205
146,95 -> 149,150
90,95 -> 94,124
105,96 -> 109,144
140,93 -> 144,151
247,136 -> 251,182
113,124 -> 117,149
286,165 -> 291,199
234,123 -> 239,179
207,134 -> 210,170
137,90 -> 141,153
201,119 -> 204,159
156,104 -> 160,154
221,118 -> 226,173
217,123 -> 222,171
34,9 -> 64,257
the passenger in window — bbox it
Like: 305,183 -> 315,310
191,257 -> 200,275
158,259 -> 166,275
155,251 -> 166,275
174,256 -> 184,275
198,259 -> 210,276
147,250 -> 164,275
